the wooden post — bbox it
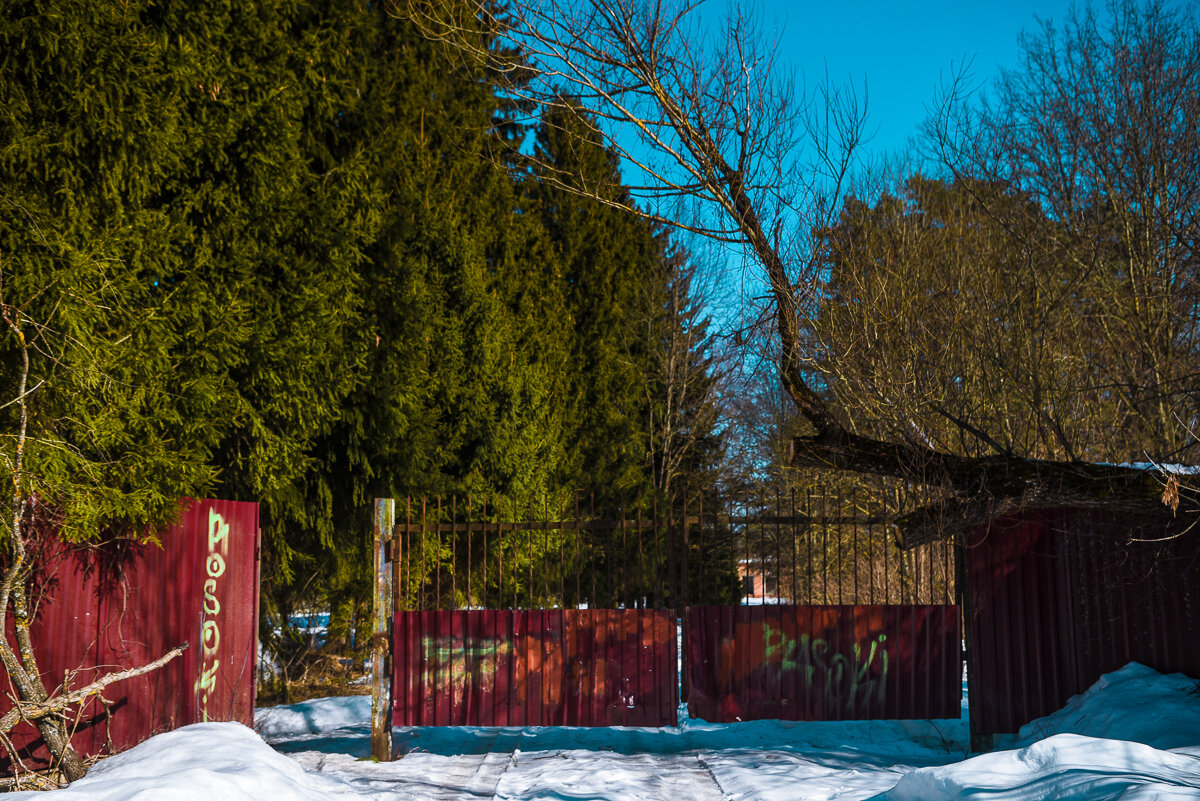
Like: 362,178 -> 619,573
372,498 -> 395,761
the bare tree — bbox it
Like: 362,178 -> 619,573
405,0 -> 1197,540
816,176 -> 1136,465
927,0 -> 1200,464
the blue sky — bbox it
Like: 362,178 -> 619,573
743,0 -> 1079,160
660,1 -> 1082,348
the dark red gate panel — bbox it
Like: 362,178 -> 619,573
686,605 -> 960,722
393,609 -> 677,727
2,498 -> 259,772
966,509 -> 1200,739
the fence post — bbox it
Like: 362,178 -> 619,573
372,498 -> 395,761
678,492 -> 690,706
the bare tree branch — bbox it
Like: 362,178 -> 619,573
0,643 -> 188,737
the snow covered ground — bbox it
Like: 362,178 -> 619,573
11,662 -> 1200,800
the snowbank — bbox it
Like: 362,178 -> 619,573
256,694 -> 372,741
7,723 -> 363,801
1013,661 -> 1200,749
874,663 -> 1200,801
879,733 -> 1200,801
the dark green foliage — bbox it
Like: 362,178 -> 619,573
2,0 -> 365,538
272,3 -> 579,644
530,105 -> 666,504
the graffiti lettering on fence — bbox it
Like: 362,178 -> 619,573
421,636 -> 513,696
688,606 -> 960,722
417,633 -> 590,706
196,508 -> 229,720
759,624 -> 888,712
396,610 -> 678,726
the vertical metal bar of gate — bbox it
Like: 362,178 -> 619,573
680,492 -> 690,703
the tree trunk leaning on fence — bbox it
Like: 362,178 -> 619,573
401,0 -> 1197,537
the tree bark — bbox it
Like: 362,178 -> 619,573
790,427 -> 1189,545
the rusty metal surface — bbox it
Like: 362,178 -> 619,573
392,491 -> 954,613
965,509 -> 1200,739
372,498 -> 395,761
2,498 -> 259,772
392,609 -> 677,727
685,604 -> 961,722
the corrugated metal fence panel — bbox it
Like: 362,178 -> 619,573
1059,511 -> 1200,690
685,604 -> 961,722
964,512 -> 1074,740
393,609 -> 677,727
966,509 -> 1200,739
152,498 -> 260,728
1,498 -> 258,772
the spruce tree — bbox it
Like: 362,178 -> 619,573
530,105 -> 662,505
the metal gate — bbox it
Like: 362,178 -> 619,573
686,604 -> 960,722
370,490 -> 961,758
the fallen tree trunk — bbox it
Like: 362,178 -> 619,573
790,428 -> 1194,545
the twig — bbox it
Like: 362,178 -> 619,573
0,771 -> 60,791
0,643 -> 188,736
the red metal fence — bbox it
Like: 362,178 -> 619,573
2,498 -> 259,772
965,508 -> 1200,744
686,605 -> 961,722
392,609 -> 677,726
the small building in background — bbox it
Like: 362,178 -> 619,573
737,558 -> 766,602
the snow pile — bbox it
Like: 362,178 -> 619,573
879,734 -> 1200,801
257,694 -> 372,741
8,723 -> 364,801
874,663 -> 1200,801
1013,661 -> 1200,749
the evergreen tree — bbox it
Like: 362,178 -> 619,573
530,105 -> 662,505
276,1 -> 577,634
527,105 -> 734,605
